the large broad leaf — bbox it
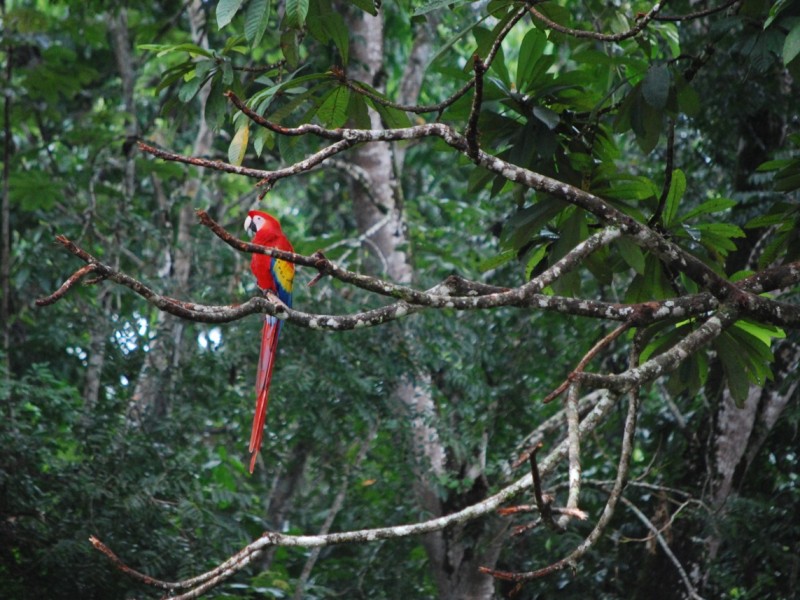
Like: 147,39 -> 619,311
412,0 -> 472,16
316,86 -> 351,128
662,168 -> 685,228
228,123 -> 250,165
244,0 -> 271,49
641,63 -> 672,110
324,10 -> 350,64
516,28 -> 549,93
217,0 -> 245,29
678,197 -> 736,223
624,255 -> 675,302
783,20 -> 800,65
714,323 -> 780,406
477,249 -> 516,273
616,237 -> 646,275
631,91 -> 663,154
281,28 -> 300,67
366,97 -> 412,129
285,0 -> 309,28
500,197 -> 565,251
348,0 -> 377,16
714,332 -> 751,405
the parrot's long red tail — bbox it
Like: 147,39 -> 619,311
249,316 -> 281,473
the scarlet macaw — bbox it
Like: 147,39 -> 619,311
243,210 -> 295,473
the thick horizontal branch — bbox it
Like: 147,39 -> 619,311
580,306 -> 741,393
37,229 -> 799,334
155,112 -> 800,328
138,139 -> 356,187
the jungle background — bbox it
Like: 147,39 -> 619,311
2,0 -> 799,598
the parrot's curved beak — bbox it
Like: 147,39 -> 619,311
244,215 -> 256,236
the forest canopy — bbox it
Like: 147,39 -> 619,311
2,0 -> 799,598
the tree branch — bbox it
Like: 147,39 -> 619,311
481,335 -> 642,586
140,114 -> 800,327
91,390 -> 620,596
528,1 -> 665,42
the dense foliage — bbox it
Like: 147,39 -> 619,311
2,0 -> 799,598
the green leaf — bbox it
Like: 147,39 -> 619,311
324,10 -> 350,65
662,169 -> 685,228
500,198 -> 565,251
348,0 -> 378,15
745,211 -> 791,228
516,28 -> 547,92
473,25 -> 511,87
316,86 -> 351,128
532,105 -> 559,130
228,123 -> 250,165
245,0 -> 271,49
631,93 -> 663,153
625,255 -> 674,302
601,174 -> 659,201
252,126 -> 274,156
679,197 -> 736,222
281,29 -> 300,67
764,0 -> 792,29
694,222 -> 745,239
715,334 -> 751,406
367,96 -> 412,129
783,20 -> 800,65
217,0 -> 245,29
774,159 -> 800,191
616,237 -> 646,275
429,14 -> 491,67
205,77 -> 229,130
285,0 -> 309,28
139,43 -> 214,59
675,75 -> 700,117
178,72 -> 205,102
478,249 -> 515,273
732,320 -> 786,347
524,245 -> 549,279
221,60 -> 234,85
413,0 -> 471,16
641,64 -> 671,110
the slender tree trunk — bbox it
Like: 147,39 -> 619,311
127,0 -> 212,424
347,9 -> 503,598
702,338 -> 799,588
1,31 -> 12,379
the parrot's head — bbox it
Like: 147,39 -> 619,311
244,210 -> 281,237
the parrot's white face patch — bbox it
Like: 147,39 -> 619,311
244,214 -> 267,235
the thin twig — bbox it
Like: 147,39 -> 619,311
650,118 -> 676,228
543,321 -> 632,403
35,264 -> 101,306
618,496 -> 706,600
558,383 -> 582,528
465,54 -> 485,158
655,0 -> 739,22
529,1 -> 665,41
88,536 -> 178,590
481,336 -> 643,585
529,442 -> 565,533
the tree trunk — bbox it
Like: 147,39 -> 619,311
127,0 -> 213,424
347,9 -> 503,598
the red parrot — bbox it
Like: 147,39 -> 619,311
243,210 -> 295,473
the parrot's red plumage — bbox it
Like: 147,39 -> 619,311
244,210 -> 294,473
